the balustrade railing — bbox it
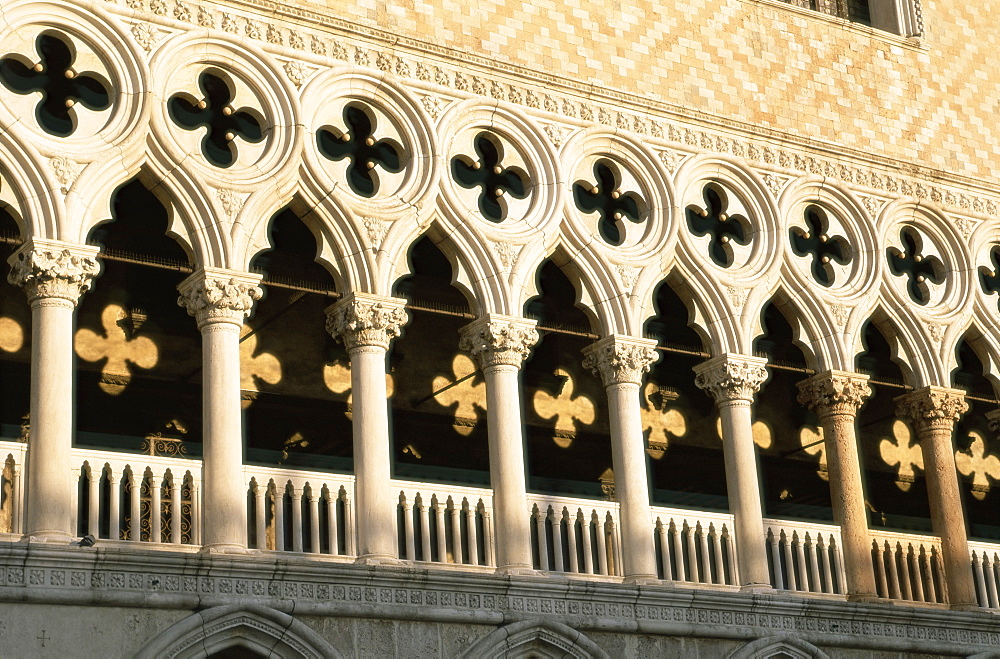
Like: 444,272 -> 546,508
764,519 -> 845,595
394,481 -> 494,567
652,506 -> 736,586
72,448 -> 200,545
245,466 -> 355,557
871,530 -> 945,604
0,440 -> 26,536
970,541 -> 1000,610
529,494 -> 621,577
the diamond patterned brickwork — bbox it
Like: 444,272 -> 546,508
284,0 -> 1000,181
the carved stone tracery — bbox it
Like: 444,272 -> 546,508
177,270 -> 263,327
325,293 -> 409,352
581,336 -> 658,387
459,315 -> 538,370
7,242 -> 101,304
693,354 -> 769,404
796,371 -> 872,418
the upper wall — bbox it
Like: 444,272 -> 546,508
289,0 -> 998,183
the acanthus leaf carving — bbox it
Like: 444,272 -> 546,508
459,315 -> 538,369
581,336 -> 659,387
693,354 -> 768,404
895,386 -> 969,433
493,241 -> 520,270
796,371 -> 872,417
216,188 -> 247,220
8,242 -> 101,304
177,270 -> 262,327
325,293 -> 408,352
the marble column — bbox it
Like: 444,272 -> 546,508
178,268 -> 262,553
9,240 -> 100,542
459,314 -> 538,574
582,335 -> 659,581
797,370 -> 878,599
326,292 -> 408,563
895,386 -> 977,609
693,353 -> 771,590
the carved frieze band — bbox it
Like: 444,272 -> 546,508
693,354 -> 769,404
796,371 -> 872,418
581,336 -> 659,387
177,268 -> 263,327
7,240 -> 100,304
325,293 -> 409,352
895,386 -> 970,434
459,315 -> 539,370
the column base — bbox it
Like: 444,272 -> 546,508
739,583 -> 776,594
495,566 -> 544,578
355,555 -> 408,567
200,543 -> 248,555
624,575 -> 660,586
21,530 -> 74,544
846,593 -> 889,604
949,602 -> 983,612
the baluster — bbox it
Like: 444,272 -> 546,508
794,532 -> 808,592
924,546 -> 938,603
818,535 -> 833,594
696,522 -> 710,583
610,519 -> 622,577
128,470 -> 141,541
87,464 -> 99,537
683,521 -> 697,582
885,541 -> 902,599
576,511 -> 591,574
418,495 -> 432,563
596,513 -> 609,576
273,483 -> 286,552
986,553 -> 1000,609
434,496 -> 447,563
872,540 -> 888,598
449,497 -> 463,564
326,490 -> 338,555
12,463 -> 23,534
672,520 -> 687,581
254,482 -> 266,550
482,504 -> 495,567
972,551 -> 987,607
710,523 -> 724,585
721,525 -> 736,585
308,491 -> 320,554
170,473 -> 181,545
108,471 -> 120,541
190,479 -> 201,546
291,486 -> 304,553
150,472 -> 162,543
550,507 -> 564,572
533,506 -> 549,571
343,488 -> 355,556
465,499 -> 479,566
781,531 -> 797,591
656,519 -> 672,581
565,508 -> 579,573
767,528 -> 783,589
402,493 -> 415,561
906,545 -> 921,601
807,533 -> 821,593
832,537 -> 847,595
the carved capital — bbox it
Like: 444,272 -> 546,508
459,314 -> 538,370
797,371 -> 872,418
895,386 -> 969,434
325,293 -> 409,352
7,240 -> 100,304
693,354 -> 769,404
581,335 -> 659,387
177,268 -> 263,328
986,409 -> 1000,440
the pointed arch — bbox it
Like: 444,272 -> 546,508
750,283 -> 837,372
728,634 -> 829,659
950,325 -> 1000,398
134,604 -> 340,659
853,306 -> 920,387
461,620 -> 609,659
0,129 -> 58,240
518,244 -> 606,335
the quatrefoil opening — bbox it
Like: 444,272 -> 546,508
0,32 -> 111,137
573,160 -> 645,246
167,70 -> 264,168
887,226 -> 945,305
317,103 -> 404,197
451,132 -> 528,223
789,205 -> 851,287
685,184 -> 751,267
978,244 -> 1000,311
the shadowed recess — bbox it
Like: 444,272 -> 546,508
789,205 -> 851,287
686,184 -> 750,268
573,160 -> 644,246
451,132 -> 528,223
168,71 -> 263,168
886,226 -> 944,305
317,103 -> 403,197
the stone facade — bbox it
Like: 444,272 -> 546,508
0,0 -> 999,656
